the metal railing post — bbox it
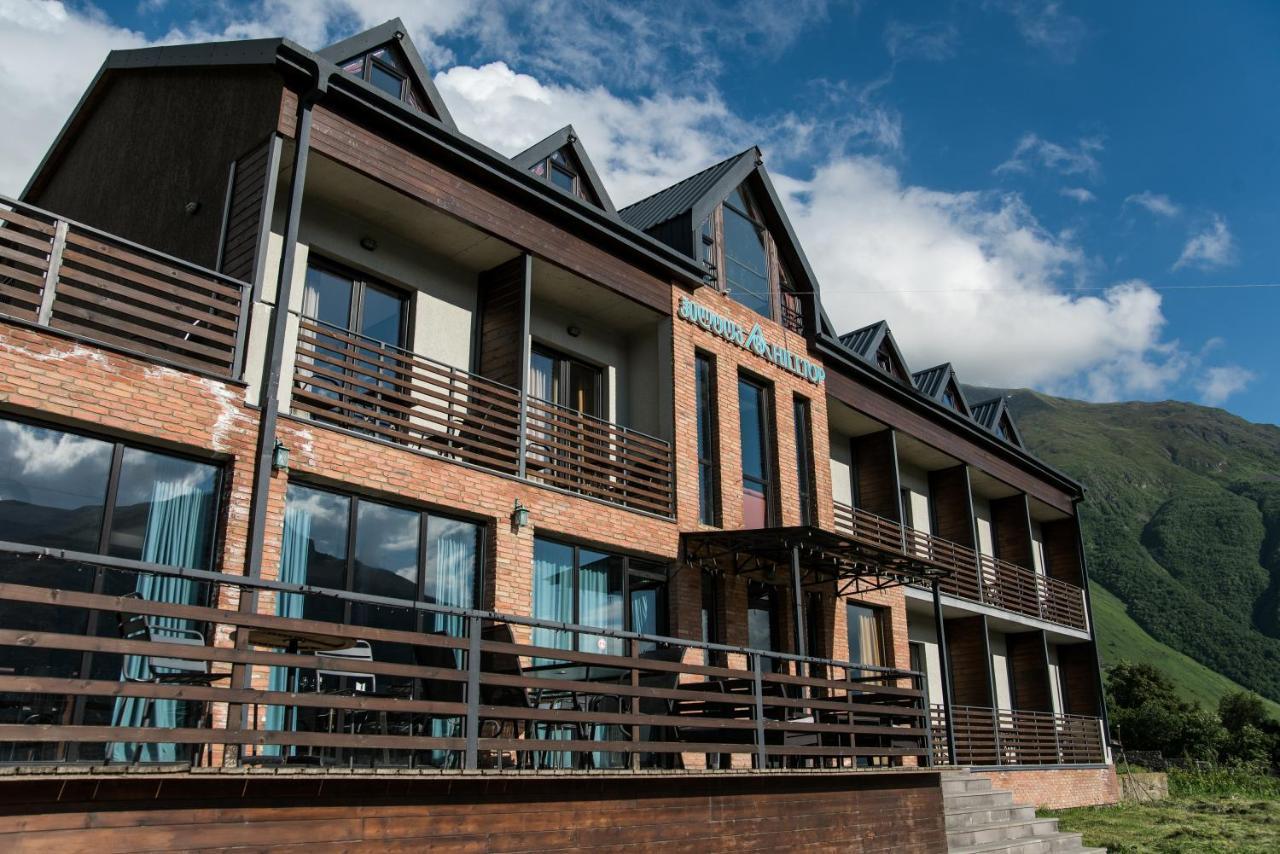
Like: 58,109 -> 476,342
629,638 -> 641,771
752,653 -> 767,770
464,614 -> 481,770
230,282 -> 252,381
36,219 -> 68,326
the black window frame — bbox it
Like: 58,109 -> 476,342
532,536 -> 670,643
342,49 -> 414,105
721,186 -> 774,319
529,342 -> 605,418
303,255 -> 411,349
746,580 -> 784,670
793,394 -> 816,527
845,599 -> 888,668
694,350 -> 720,526
737,373 -> 778,528
700,569 -> 725,666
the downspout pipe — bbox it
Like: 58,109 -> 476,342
931,580 -> 958,766
1071,496 -> 1113,749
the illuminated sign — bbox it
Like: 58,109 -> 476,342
678,296 -> 825,385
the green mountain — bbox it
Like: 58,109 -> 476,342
967,388 -> 1280,710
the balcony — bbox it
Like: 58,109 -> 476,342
0,196 -> 249,380
291,316 -> 675,516
0,543 -> 927,772
930,704 -> 1106,767
832,501 -> 1087,631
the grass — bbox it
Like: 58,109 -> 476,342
1046,767 -> 1280,853
1090,583 -> 1280,719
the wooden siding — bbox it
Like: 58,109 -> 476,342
945,616 -> 993,708
1058,644 -> 1101,718
991,495 -> 1034,568
291,94 -> 675,315
853,430 -> 901,521
0,772 -> 947,853
28,68 -> 283,270
220,136 -> 277,286
475,257 -> 527,386
929,465 -> 976,547
824,369 -> 1076,515
1042,518 -> 1084,586
1008,632 -> 1053,713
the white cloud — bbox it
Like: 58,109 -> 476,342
1125,190 -> 1180,218
996,133 -> 1103,181
989,0 -> 1088,62
883,20 -> 960,62
1059,187 -> 1095,204
1174,215 -> 1235,270
1196,365 -> 1255,406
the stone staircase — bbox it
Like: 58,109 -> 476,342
943,769 -> 1107,853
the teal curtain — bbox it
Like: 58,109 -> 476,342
426,520 -> 476,763
531,540 -> 573,664
110,476 -> 207,762
262,504 -> 311,755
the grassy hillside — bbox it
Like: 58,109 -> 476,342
967,387 -> 1280,706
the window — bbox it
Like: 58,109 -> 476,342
531,537 -> 667,659
0,416 -> 221,761
529,344 -> 602,417
700,217 -> 717,272
340,46 -> 421,107
695,352 -> 719,525
746,581 -> 782,669
530,149 -> 583,199
900,487 -> 914,529
875,344 -> 896,376
793,396 -> 815,526
700,570 -> 724,666
722,187 -> 771,317
846,602 -> 885,667
302,258 -> 408,348
780,279 -> 804,334
737,376 -> 775,529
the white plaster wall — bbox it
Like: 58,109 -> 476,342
1031,520 -> 1047,575
828,430 -> 854,507
899,463 -> 933,535
990,630 -> 1013,711
974,497 -> 994,557
907,619 -> 945,709
1047,644 -> 1064,714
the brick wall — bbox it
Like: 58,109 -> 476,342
985,765 -> 1120,810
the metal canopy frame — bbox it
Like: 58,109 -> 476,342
682,526 -> 950,597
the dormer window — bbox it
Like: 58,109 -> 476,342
875,344 -> 896,375
531,149 -> 583,198
721,185 -> 772,317
341,47 -> 423,108
942,388 -> 958,410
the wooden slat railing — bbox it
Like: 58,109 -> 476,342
980,555 -> 1087,631
904,528 -> 982,597
0,196 -> 249,379
832,501 -> 904,552
930,704 -> 1105,767
525,398 -> 674,516
292,317 -> 523,476
0,543 -> 927,771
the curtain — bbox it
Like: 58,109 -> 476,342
110,473 -> 207,763
848,605 -> 883,669
531,546 -> 573,664
526,356 -> 554,475
427,522 -> 476,760
262,504 -> 311,755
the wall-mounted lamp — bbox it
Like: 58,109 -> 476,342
184,201 -> 201,216
566,324 -> 581,338
511,499 -> 530,530
360,236 -> 378,252
272,439 -> 290,472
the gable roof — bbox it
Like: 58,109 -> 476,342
838,320 -> 913,385
619,148 -> 755,234
511,125 -> 617,215
971,396 -> 1024,447
317,18 -> 456,130
912,363 -> 971,416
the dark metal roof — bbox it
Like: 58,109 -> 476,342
510,125 -> 617,215
970,396 -> 1025,447
912,363 -> 972,416
316,18 -> 456,130
618,148 -> 756,234
838,320 -> 888,358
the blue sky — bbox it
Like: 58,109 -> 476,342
3,1 -> 1277,424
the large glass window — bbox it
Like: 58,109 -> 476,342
695,352 -> 719,526
531,537 -> 667,660
793,396 -> 815,527
738,376 -> 775,529
746,581 -> 782,671
722,188 -> 771,316
341,46 -> 411,103
302,258 -> 407,348
846,602 -> 885,668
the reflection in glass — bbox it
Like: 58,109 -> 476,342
532,539 -> 573,657
0,419 -> 112,551
723,189 -> 771,317
738,378 -> 772,529
578,550 -> 624,655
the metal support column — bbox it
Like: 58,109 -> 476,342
931,579 -> 958,766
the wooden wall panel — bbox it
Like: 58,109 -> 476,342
1008,631 -> 1052,713
0,772 -> 947,853
853,430 -> 901,521
301,100 -> 674,314
929,465 -> 975,547
1042,518 -> 1084,586
945,616 -> 992,708
1058,644 -> 1100,717
991,495 -> 1033,568
220,137 -> 276,286
475,257 -> 526,387
824,369 -> 1077,515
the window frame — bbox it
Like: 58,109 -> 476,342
792,394 -> 816,527
737,373 -> 778,528
845,599 -> 887,668
530,342 -> 605,418
303,255 -> 411,349
531,536 -> 670,644
721,188 -> 774,319
694,350 -> 720,526
344,50 -> 410,103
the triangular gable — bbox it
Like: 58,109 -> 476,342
318,18 -> 456,130
912,363 -> 972,416
511,125 -> 617,215
970,397 -> 1024,447
839,321 -> 912,385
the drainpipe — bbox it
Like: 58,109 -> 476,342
931,579 -> 958,766
225,63 -> 329,761
1071,496 -> 1113,752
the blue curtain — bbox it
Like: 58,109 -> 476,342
262,504 -> 311,755
426,521 -> 475,763
531,542 -> 573,664
110,476 -> 207,762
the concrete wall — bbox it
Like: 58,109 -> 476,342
828,429 -> 854,507
899,462 -> 933,535
908,617 -> 945,708
990,630 -> 1013,711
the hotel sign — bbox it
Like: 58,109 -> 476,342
678,296 -> 825,385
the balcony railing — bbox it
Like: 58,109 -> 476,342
0,196 -> 249,379
832,501 -> 1087,631
0,543 -> 927,772
930,704 -> 1106,767
292,316 -> 675,516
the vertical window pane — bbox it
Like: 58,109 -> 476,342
351,499 -> 420,618
847,603 -> 883,667
302,265 -> 353,330
747,582 -> 775,654
360,283 -> 406,347
0,419 -> 113,552
369,63 -> 404,98
108,447 -> 218,570
285,485 -> 350,625
550,164 -> 576,192
793,398 -> 814,527
578,549 -> 624,655
425,516 -> 478,636
722,202 -> 771,317
532,538 -> 574,653
738,378 -> 772,529
695,354 -> 717,525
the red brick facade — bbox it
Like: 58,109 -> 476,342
985,766 -> 1120,810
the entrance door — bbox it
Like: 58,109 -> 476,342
528,346 -> 603,482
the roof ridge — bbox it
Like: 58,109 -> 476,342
618,147 -> 756,214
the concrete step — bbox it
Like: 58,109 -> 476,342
943,776 -> 994,795
945,804 -> 1037,830
948,832 -> 1097,854
944,790 -> 1016,812
947,817 -> 1060,848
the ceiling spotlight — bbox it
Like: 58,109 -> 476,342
360,236 -> 378,251
567,324 -> 581,338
